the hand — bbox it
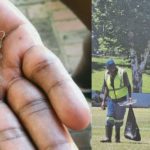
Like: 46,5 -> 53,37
101,100 -> 105,110
128,97 -> 132,102
0,1 -> 91,149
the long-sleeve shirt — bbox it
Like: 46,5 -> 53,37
102,67 -> 131,101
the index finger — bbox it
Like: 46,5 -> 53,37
22,45 -> 91,130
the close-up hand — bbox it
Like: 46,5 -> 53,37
0,1 -> 91,149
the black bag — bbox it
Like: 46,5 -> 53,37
124,105 -> 141,141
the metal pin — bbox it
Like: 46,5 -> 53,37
0,31 -> 6,49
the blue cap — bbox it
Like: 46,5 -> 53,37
106,59 -> 116,69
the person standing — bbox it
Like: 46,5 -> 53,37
100,59 -> 132,143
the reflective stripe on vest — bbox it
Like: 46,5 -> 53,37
105,67 -> 128,100
107,117 -> 123,123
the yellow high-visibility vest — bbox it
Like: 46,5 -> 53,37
105,67 -> 128,100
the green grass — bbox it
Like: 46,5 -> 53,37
92,56 -> 150,93
91,107 -> 150,150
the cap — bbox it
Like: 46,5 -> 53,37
106,59 -> 116,69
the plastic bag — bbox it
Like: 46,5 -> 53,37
124,105 -> 141,141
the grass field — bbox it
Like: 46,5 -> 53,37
91,107 -> 150,150
92,56 -> 150,93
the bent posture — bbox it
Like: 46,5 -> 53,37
101,59 -> 131,143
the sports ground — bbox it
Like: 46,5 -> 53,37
91,107 -> 150,150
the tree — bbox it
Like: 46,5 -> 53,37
92,0 -> 150,92
92,0 -> 102,52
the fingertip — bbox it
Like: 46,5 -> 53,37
70,106 -> 91,131
61,99 -> 91,131
51,80 -> 91,130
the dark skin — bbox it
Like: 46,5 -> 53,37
0,1 -> 91,149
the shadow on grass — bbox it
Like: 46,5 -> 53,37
92,61 -> 105,72
120,141 -> 149,145
144,70 -> 150,75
